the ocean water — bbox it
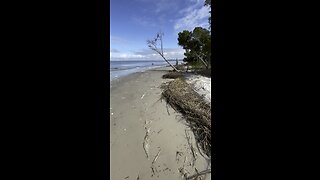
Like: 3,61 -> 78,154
110,60 -> 180,81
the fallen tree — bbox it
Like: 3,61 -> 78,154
147,32 -> 179,72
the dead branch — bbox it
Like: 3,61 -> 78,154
185,129 -> 197,167
147,33 -> 179,72
185,169 -> 211,180
195,53 -> 208,69
142,127 -> 150,159
161,78 -> 211,158
152,149 -> 161,164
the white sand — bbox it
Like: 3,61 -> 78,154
185,75 -> 211,106
110,68 -> 211,180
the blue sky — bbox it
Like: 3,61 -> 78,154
110,0 -> 210,61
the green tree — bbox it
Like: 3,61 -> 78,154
178,27 -> 211,68
177,0 -> 212,69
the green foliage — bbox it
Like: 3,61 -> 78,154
189,60 -> 205,69
178,27 -> 211,66
204,0 -> 211,6
177,0 -> 212,68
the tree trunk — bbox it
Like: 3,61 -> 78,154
159,53 -> 179,72
195,53 -> 208,69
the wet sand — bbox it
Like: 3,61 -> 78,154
110,67 -> 211,180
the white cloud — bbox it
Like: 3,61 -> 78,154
110,35 -> 128,45
155,0 -> 178,14
110,48 -> 185,61
131,0 -> 178,27
132,16 -> 157,27
178,0 -> 203,15
174,0 -> 210,32
110,52 -> 145,60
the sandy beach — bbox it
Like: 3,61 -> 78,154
110,67 -> 211,180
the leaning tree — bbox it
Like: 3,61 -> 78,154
178,27 -> 211,69
147,32 -> 179,72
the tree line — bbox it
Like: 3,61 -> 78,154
147,0 -> 211,71
178,0 -> 211,69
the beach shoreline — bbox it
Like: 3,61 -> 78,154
110,67 -> 211,179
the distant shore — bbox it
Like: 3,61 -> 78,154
110,67 -> 210,180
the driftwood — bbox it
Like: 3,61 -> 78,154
161,78 -> 211,158
185,169 -> 211,180
152,149 -> 161,165
179,167 -> 190,179
162,71 -> 184,79
185,129 -> 197,167
149,148 -> 161,177
142,127 -> 150,159
141,92 -> 146,99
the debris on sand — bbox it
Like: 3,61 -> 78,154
141,92 -> 146,99
185,130 -> 197,167
176,151 -> 183,162
152,149 -> 161,165
161,78 -> 211,158
186,169 -> 211,180
162,71 -> 184,79
142,127 -> 150,159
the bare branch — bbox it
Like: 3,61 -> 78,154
147,32 -> 179,72
185,169 -> 211,180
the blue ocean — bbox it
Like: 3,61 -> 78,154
110,60 -> 181,81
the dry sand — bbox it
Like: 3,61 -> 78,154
185,75 -> 211,106
110,67 -> 211,180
